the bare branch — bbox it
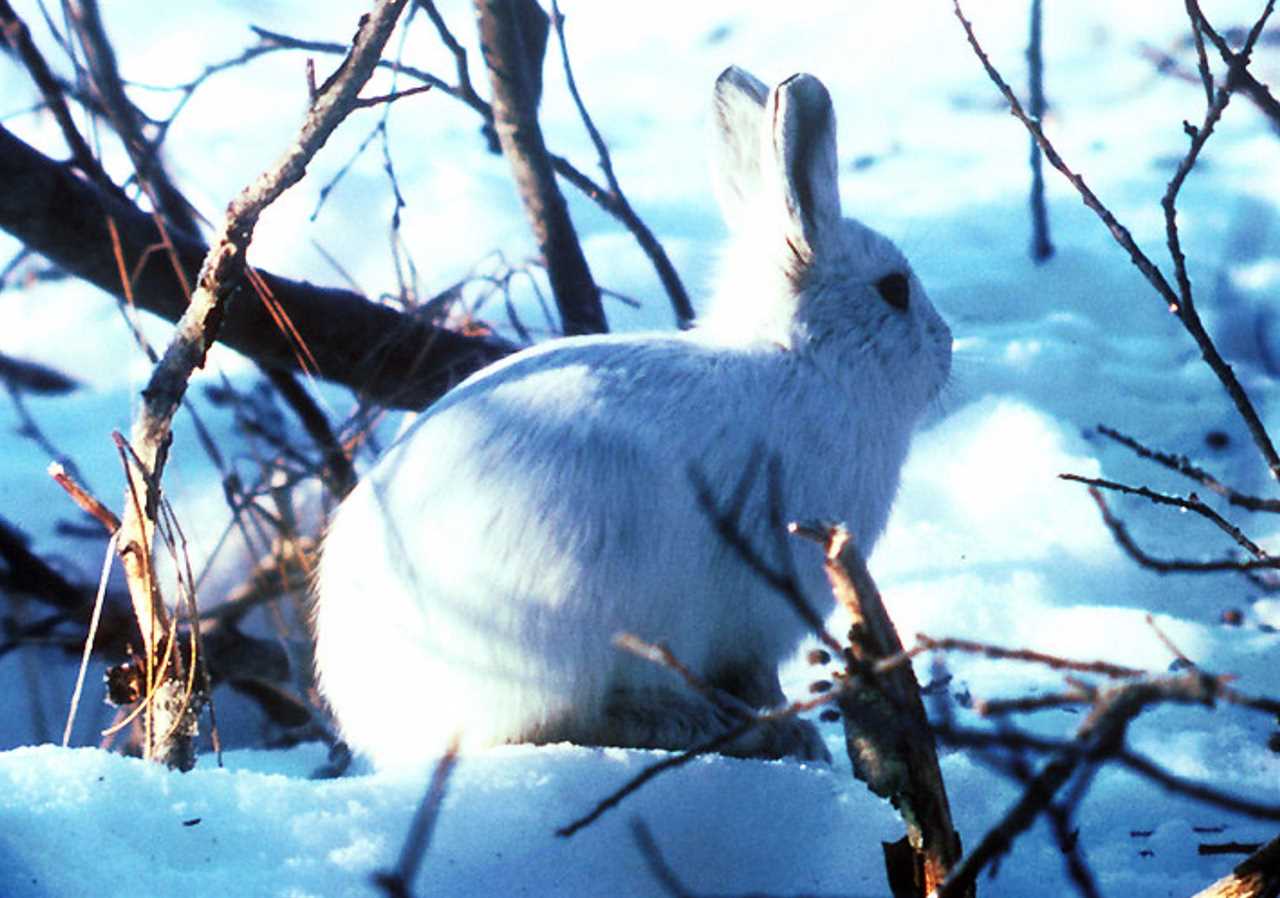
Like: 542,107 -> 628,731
374,738 -> 460,898
0,124 -> 515,411
262,368 -> 356,498
48,462 -> 120,533
1060,473 -> 1274,561
548,1 -> 694,328
474,0 -> 606,337
938,673 -> 1224,897
952,0 -> 1280,480
917,633 -> 1147,679
612,633 -> 757,722
65,0 -> 201,237
1095,424 -> 1280,513
1191,832 -> 1280,898
0,0 -> 104,183
798,524 -> 964,898
1083,486 -> 1280,574
556,715 -> 760,838
412,1 -> 493,125
1185,0 -> 1216,106
251,16 -> 693,325
110,0 -> 410,768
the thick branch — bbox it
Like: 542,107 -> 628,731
805,524 -> 964,898
1191,832 -> 1280,898
0,124 -> 514,411
473,0 -> 607,336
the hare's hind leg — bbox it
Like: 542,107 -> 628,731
709,664 -> 832,763
588,674 -> 830,762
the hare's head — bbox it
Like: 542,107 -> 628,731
701,67 -> 951,413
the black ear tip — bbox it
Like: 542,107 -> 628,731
777,73 -> 831,109
717,65 -> 744,84
715,65 -> 768,104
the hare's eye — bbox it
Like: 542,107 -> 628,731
875,272 -> 910,311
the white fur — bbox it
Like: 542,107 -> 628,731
312,67 -> 952,768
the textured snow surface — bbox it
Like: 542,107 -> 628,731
1,0 -> 1278,896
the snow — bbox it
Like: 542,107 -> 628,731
2,0 -> 1279,896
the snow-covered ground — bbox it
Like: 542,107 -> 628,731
1,1 -> 1279,896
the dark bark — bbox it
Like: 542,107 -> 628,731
0,125 -> 515,411
474,0 -> 607,336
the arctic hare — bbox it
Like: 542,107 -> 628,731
313,67 -> 951,768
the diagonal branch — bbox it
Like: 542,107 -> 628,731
247,18 -> 693,326
0,0 -> 104,185
114,0 -> 411,768
1060,473 -> 1275,561
65,0 -> 201,237
952,0 -> 1280,481
473,0 -> 606,336
796,523 -> 965,898
547,1 -> 694,327
0,124 -> 514,411
1094,424 -> 1280,513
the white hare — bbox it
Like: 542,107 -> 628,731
313,67 -> 951,768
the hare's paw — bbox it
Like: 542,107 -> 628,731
730,715 -> 831,764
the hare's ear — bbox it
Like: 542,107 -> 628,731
712,66 -> 769,221
768,74 -> 841,265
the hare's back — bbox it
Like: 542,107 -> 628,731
390,333 -> 764,479
346,333 -> 789,646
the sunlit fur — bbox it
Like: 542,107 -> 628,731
313,67 -> 952,769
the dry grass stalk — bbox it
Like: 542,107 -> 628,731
109,0 -> 410,767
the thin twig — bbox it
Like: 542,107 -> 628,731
952,0 -> 1280,481
48,462 -> 120,532
1145,613 -> 1197,669
688,457 -> 843,654
411,1 -> 493,125
916,633 -> 1147,680
350,83 -> 433,109
0,0 -> 105,184
1117,747 -> 1280,822
612,633 -> 756,721
374,738 -> 461,898
1185,0 -> 1216,106
1060,473 -> 1273,561
1095,424 -> 1280,513
65,0 -> 201,237
1026,0 -> 1053,262
547,0 -> 694,327
556,716 -> 760,838
1084,487 -> 1280,573
263,368 -> 356,498
1194,1 -> 1280,130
